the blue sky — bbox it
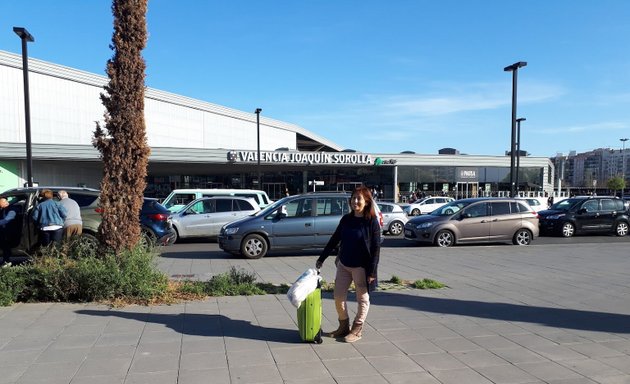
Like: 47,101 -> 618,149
2,1 -> 630,157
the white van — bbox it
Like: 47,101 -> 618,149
162,189 -> 272,213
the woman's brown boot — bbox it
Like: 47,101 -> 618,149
328,318 -> 350,338
344,322 -> 363,343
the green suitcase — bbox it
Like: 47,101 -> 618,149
297,286 -> 323,343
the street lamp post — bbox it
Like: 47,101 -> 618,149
13,27 -> 35,187
621,137 -> 629,197
515,117 -> 526,196
255,108 -> 262,188
504,61 -> 527,197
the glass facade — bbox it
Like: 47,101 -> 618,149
144,163 -> 546,202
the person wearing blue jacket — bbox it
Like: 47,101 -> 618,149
316,186 -> 381,343
32,189 -> 67,247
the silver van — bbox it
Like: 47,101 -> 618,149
170,196 -> 260,241
162,189 -> 272,213
218,192 -> 351,259
404,197 -> 539,247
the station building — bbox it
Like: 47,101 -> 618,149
0,50 -> 555,201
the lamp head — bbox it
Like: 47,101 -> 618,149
13,27 -> 34,42
516,117 -> 526,123
255,108 -> 262,114
504,61 -> 527,72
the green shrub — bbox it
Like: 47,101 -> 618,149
389,275 -> 402,284
205,267 -> 265,296
0,265 -> 27,306
0,238 -> 169,306
413,278 -> 446,289
172,267 -> 286,298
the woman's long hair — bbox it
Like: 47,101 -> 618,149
352,186 -> 376,220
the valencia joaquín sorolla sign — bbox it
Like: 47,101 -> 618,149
227,151 -> 373,165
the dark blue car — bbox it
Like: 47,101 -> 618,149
140,198 -> 177,245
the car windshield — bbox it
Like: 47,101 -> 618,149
429,201 -> 472,216
550,198 -> 582,211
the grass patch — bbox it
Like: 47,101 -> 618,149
167,267 -> 290,301
389,275 -> 402,284
412,278 -> 447,289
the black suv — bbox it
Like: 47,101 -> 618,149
0,187 -> 175,256
538,196 -> 629,237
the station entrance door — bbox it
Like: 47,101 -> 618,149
455,182 -> 479,199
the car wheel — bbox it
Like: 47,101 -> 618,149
388,221 -> 404,236
435,230 -> 454,247
81,232 -> 99,248
140,228 -> 157,247
615,221 -> 629,236
241,234 -> 268,259
411,208 -> 420,216
444,208 -> 454,215
561,222 -> 575,237
512,229 -> 532,245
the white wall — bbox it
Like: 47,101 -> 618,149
0,63 -> 296,151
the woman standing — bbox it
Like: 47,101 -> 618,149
315,186 -> 381,343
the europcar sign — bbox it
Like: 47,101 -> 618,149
227,151 -> 373,165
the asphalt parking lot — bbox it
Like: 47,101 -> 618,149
157,234 -> 630,287
2,236 -> 629,383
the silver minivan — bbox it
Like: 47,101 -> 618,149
162,188 -> 272,213
171,197 -> 260,241
218,193 -> 351,259
404,197 -> 539,247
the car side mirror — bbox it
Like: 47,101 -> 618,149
461,213 -> 472,219
577,208 -> 587,214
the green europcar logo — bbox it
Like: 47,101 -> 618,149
373,157 -> 396,165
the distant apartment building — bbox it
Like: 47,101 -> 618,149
552,147 -> 629,194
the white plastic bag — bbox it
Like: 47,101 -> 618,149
287,268 -> 321,307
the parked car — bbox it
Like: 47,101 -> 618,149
78,196 -> 175,246
538,196 -> 629,237
402,196 -> 455,216
514,197 -> 546,212
377,202 -> 408,236
218,192 -> 354,259
403,197 -> 539,247
0,186 -> 176,255
170,196 -> 260,241
162,188 -> 272,213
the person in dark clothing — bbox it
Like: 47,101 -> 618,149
0,198 -> 17,265
316,186 -> 381,343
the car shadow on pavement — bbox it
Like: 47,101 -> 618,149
370,291 -> 630,334
159,250 -> 233,259
159,249 -> 323,260
75,309 -> 303,343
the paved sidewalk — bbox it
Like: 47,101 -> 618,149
1,242 -> 630,383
